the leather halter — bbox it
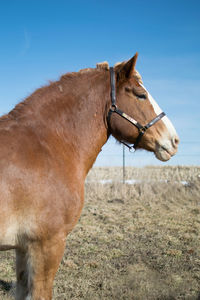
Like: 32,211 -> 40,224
108,67 -> 166,151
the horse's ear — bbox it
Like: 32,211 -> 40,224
117,52 -> 138,80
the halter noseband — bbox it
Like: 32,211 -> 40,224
108,67 -> 166,151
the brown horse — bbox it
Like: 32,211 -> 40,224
0,53 -> 179,299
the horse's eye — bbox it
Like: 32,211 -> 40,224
125,87 -> 147,100
137,94 -> 147,100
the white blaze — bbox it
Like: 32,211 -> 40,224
140,84 -> 177,138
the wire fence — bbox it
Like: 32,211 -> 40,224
94,138 -> 200,168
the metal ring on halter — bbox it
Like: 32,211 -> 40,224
139,127 -> 147,134
110,104 -> 117,112
121,141 -> 135,153
129,146 -> 136,153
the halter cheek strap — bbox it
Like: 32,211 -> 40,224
108,67 -> 166,151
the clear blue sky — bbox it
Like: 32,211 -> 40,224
0,0 -> 199,166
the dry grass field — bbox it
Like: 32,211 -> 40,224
0,166 -> 200,300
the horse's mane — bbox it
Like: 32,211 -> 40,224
0,60 -> 141,122
0,66 -> 103,122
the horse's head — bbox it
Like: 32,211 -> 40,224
108,53 -> 179,161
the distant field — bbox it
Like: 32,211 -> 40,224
86,165 -> 200,183
0,166 -> 200,299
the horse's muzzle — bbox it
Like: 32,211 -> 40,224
155,135 -> 179,161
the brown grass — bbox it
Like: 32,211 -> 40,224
0,166 -> 200,299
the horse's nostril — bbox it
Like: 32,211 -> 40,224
172,136 -> 179,147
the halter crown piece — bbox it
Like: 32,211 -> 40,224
108,67 -> 166,151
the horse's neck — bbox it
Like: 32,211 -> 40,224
36,70 -> 110,176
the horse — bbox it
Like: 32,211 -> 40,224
0,53 -> 179,299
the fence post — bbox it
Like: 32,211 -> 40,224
123,144 -> 125,183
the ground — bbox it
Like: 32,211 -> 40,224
0,166 -> 200,299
